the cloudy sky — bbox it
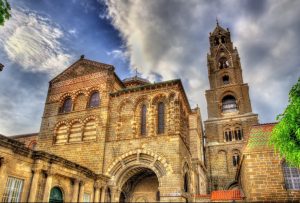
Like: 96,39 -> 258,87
0,0 -> 299,136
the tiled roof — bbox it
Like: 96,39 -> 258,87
244,123 -> 277,152
211,190 -> 242,201
10,133 -> 39,139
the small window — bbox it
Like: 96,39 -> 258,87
221,36 -> 226,43
60,97 -> 72,113
233,154 -> 240,166
83,193 -> 91,202
88,91 -> 100,108
214,37 -> 219,45
2,177 -> 24,202
49,187 -> 63,203
219,57 -> 229,69
141,105 -> 147,136
283,162 -> 300,190
224,129 -> 232,142
234,128 -> 243,141
184,173 -> 189,192
157,102 -> 165,134
222,75 -> 229,85
222,95 -> 237,113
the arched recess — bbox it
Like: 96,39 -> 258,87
73,91 -> 87,111
83,117 -> 97,141
69,119 -> 83,142
106,149 -> 172,202
117,99 -> 134,140
49,186 -> 63,203
54,122 -> 69,144
226,180 -> 239,190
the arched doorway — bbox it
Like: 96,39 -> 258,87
49,187 -> 63,203
119,167 -> 160,202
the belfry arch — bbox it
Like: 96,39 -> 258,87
106,149 -> 173,202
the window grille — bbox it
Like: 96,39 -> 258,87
283,162 -> 300,190
141,105 -> 147,136
2,177 -> 23,202
88,92 -> 100,108
157,102 -> 165,134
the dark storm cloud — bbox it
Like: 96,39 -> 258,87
104,0 -> 300,123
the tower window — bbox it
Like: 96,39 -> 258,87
233,154 -> 240,166
141,104 -> 147,136
214,37 -> 219,45
221,36 -> 226,43
88,91 -> 100,108
60,97 -> 72,113
234,127 -> 243,140
222,75 -> 230,85
282,161 -> 300,190
219,57 -> 229,69
184,173 -> 189,192
222,95 -> 237,113
224,129 -> 232,142
157,102 -> 165,134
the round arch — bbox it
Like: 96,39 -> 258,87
49,186 -> 64,203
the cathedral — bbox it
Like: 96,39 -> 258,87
0,23 -> 299,202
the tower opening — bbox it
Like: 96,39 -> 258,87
222,95 -> 237,113
222,75 -> 230,85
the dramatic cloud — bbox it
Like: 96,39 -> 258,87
0,8 -> 73,76
103,0 -> 300,123
0,7 -> 75,135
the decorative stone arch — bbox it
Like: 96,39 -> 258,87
87,86 -> 101,96
216,45 -> 233,68
225,180 -> 239,190
49,185 -> 64,203
106,149 -> 173,184
168,91 -> 177,102
74,89 -> 88,98
53,121 -> 70,144
117,98 -> 134,114
117,99 -> 134,140
59,93 -> 74,104
54,121 -> 70,132
133,95 -> 149,112
182,161 -> 191,194
83,115 -> 98,124
219,91 -> 239,113
151,93 -> 168,105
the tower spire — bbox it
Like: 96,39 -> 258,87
216,17 -> 219,26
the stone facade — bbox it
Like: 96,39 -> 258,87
238,123 -> 300,201
204,23 -> 258,191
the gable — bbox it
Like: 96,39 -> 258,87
50,58 -> 115,84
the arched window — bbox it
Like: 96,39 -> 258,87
221,36 -> 226,43
234,127 -> 243,141
88,91 -> 100,108
224,128 -> 232,142
222,75 -> 229,85
232,154 -> 240,167
222,95 -> 237,113
282,161 -> 300,190
49,187 -> 63,203
141,104 -> 147,136
184,173 -> 189,192
157,102 -> 165,134
219,57 -> 229,69
214,37 -> 219,45
60,97 -> 72,113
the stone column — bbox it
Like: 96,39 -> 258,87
111,186 -> 120,202
100,186 -> 106,203
28,169 -> 41,202
42,171 -> 53,202
71,179 -> 80,202
94,186 -> 100,203
78,181 -> 85,202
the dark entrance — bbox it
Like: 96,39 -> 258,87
49,187 -> 63,203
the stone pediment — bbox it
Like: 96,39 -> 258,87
50,58 -> 115,84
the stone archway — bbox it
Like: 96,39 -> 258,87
106,149 -> 173,202
120,167 -> 159,202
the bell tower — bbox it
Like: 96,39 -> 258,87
204,21 -> 258,191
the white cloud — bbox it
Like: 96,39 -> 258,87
106,49 -> 128,62
103,0 -> 300,123
0,8 -> 74,76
